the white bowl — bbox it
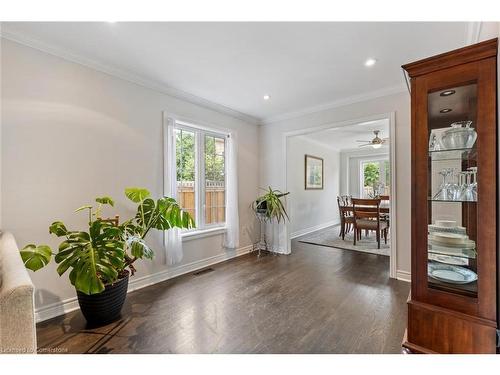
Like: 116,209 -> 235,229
441,121 -> 477,149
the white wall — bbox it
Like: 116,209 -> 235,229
287,135 -> 340,238
0,39 -> 259,318
260,92 -> 411,277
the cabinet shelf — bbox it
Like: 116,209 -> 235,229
427,198 -> 477,203
428,244 -> 476,259
428,147 -> 476,162
428,277 -> 478,298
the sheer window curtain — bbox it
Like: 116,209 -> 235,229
223,132 -> 240,249
163,116 -> 183,265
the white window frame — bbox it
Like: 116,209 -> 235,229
170,118 -> 229,239
359,156 -> 390,198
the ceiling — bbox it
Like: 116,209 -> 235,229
0,22 -> 478,123
428,84 -> 477,129
298,119 -> 390,151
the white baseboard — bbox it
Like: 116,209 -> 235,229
35,245 -> 253,323
290,220 -> 340,239
396,270 -> 411,283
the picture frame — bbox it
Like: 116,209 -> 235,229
304,154 -> 324,190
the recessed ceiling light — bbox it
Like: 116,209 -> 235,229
440,108 -> 452,113
440,90 -> 456,97
263,95 -> 271,101
364,58 -> 377,67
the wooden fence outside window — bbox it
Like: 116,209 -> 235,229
177,181 -> 225,224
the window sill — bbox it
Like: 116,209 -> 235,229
181,227 -> 227,242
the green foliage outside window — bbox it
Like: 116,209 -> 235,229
176,129 -> 225,183
176,129 -> 195,182
363,162 -> 380,187
205,135 -> 225,182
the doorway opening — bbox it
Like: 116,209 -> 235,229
284,113 -> 397,278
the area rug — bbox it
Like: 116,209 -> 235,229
298,225 -> 390,256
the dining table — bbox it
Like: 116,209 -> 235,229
339,202 -> 390,214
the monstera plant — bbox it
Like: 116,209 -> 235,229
20,188 -> 194,324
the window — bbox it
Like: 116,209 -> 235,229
360,158 -> 390,198
174,122 -> 227,232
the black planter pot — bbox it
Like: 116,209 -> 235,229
76,273 -> 129,325
255,200 -> 268,215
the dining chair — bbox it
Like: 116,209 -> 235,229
337,196 -> 354,240
351,198 -> 388,249
379,195 -> 390,232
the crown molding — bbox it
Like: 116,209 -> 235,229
0,28 -> 261,126
261,84 -> 407,125
3,24 -> 473,128
466,21 -> 482,45
262,23 -> 482,126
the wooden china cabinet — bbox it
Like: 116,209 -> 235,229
402,39 -> 499,354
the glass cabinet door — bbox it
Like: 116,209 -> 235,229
427,83 -> 478,298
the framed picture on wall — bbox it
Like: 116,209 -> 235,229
304,154 -> 324,190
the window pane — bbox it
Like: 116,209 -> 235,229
384,160 -> 391,195
363,161 -> 380,198
175,128 -> 196,221
205,135 -> 225,225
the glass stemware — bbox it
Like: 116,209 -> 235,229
459,168 -> 477,202
433,168 -> 453,200
433,167 -> 478,202
429,131 -> 441,151
447,168 -> 461,201
469,167 -> 477,201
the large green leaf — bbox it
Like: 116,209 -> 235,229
72,244 -> 106,295
127,236 -> 154,259
159,197 -> 195,230
54,220 -> 125,295
20,244 -> 52,271
49,221 -> 68,237
95,196 -> 115,206
125,187 -> 150,203
135,198 -> 156,228
134,197 -> 195,231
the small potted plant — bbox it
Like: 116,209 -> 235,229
20,187 -> 194,324
252,186 -> 290,223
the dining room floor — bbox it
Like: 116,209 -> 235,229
36,238 -> 410,354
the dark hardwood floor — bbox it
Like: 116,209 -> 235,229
36,239 -> 410,354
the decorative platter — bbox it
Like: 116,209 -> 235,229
428,253 -> 468,266
428,262 -> 477,284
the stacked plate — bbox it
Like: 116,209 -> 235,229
427,244 -> 476,259
429,220 -> 465,232
427,221 -> 477,284
429,232 -> 475,248
428,253 -> 468,266
428,224 -> 466,235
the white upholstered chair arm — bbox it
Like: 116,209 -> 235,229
0,232 -> 37,354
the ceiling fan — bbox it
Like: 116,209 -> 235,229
356,130 -> 388,149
